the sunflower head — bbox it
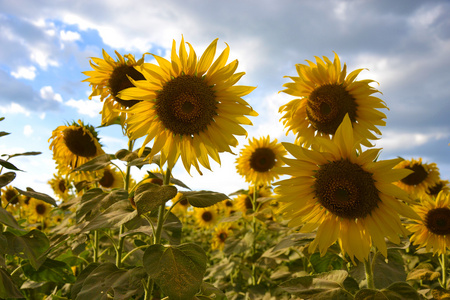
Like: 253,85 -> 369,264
82,50 -> 146,126
98,166 -> 124,190
118,36 -> 258,175
280,52 -> 387,148
193,206 -> 218,229
236,136 -> 286,185
171,192 -> 190,216
211,223 -> 234,250
407,191 -> 450,255
48,173 -> 71,200
27,198 -> 52,221
1,185 -> 22,209
49,120 -> 105,181
394,158 -> 441,198
426,179 -> 450,198
275,114 -> 419,262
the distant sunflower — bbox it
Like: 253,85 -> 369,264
1,185 -> 21,209
236,136 -> 286,185
118,37 -> 258,174
275,115 -> 419,262
28,199 -> 52,221
82,50 -> 146,126
235,193 -> 254,214
49,120 -> 105,181
48,173 -> 71,200
171,192 -> 190,216
211,223 -> 233,250
427,179 -> 450,198
221,199 -> 236,216
280,53 -> 387,148
194,206 -> 218,229
407,192 -> 450,255
394,158 -> 440,198
98,166 -> 124,190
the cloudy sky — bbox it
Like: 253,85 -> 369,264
1,0 -> 449,197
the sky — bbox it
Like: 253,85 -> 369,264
0,0 -> 449,198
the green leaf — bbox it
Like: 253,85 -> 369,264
15,187 -> 57,206
310,252 -> 344,273
134,183 -> 177,215
0,131 -> 10,137
0,268 -> 24,298
355,282 -> 420,300
80,200 -> 136,233
4,229 -> 49,269
0,159 -> 21,171
76,188 -> 128,222
71,263 -> 100,299
0,171 -> 16,187
182,190 -> 229,208
8,151 -> 42,158
372,250 -> 406,289
407,268 -> 441,281
272,232 -> 316,251
146,171 -> 191,190
0,206 -> 26,232
22,258 -> 76,284
71,153 -> 112,172
143,243 -> 207,300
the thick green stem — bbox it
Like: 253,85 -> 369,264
93,230 -> 99,263
251,185 -> 258,285
153,168 -> 171,245
441,253 -> 448,289
364,255 -> 375,289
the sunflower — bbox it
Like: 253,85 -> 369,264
280,52 -> 387,148
234,193 -> 254,214
427,179 -> 450,198
394,158 -> 441,198
27,198 -> 52,221
82,50 -> 146,126
211,223 -> 234,250
98,166 -> 124,190
118,37 -> 258,175
171,192 -> 191,216
236,136 -> 286,185
407,192 -> 450,255
1,185 -> 22,209
49,120 -> 105,181
48,173 -> 71,201
193,206 -> 219,229
275,115 -> 419,263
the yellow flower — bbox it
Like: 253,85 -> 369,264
1,185 -> 22,210
234,193 -> 254,214
193,206 -> 218,229
236,136 -> 286,185
275,114 -> 419,262
280,53 -> 387,148
27,198 -> 52,221
118,37 -> 258,174
211,223 -> 233,250
407,192 -> 450,255
82,50 -> 146,126
49,120 -> 105,181
48,173 -> 71,200
427,179 -> 450,198
394,158 -> 441,198
171,192 -> 191,216
98,166 -> 124,190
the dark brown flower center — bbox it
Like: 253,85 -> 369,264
156,75 -> 217,136
109,65 -> 145,107
225,200 -> 233,207
179,198 -> 189,207
425,207 -> 450,235
201,211 -> 213,222
58,179 -> 66,193
401,163 -> 428,186
245,195 -> 253,210
5,189 -> 19,205
99,169 -> 115,188
427,182 -> 445,197
250,148 -> 276,172
306,83 -> 357,135
314,159 -> 380,219
35,203 -> 47,215
63,127 -> 98,157
218,232 -> 228,242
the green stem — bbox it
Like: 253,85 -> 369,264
251,185 -> 258,285
364,254 -> 375,289
441,253 -> 448,289
153,168 -> 171,245
93,230 -> 99,263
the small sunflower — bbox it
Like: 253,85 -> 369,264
211,223 -> 233,250
1,185 -> 22,209
82,50 -> 146,126
394,158 -> 441,198
275,115 -> 419,262
98,166 -> 124,190
48,173 -> 71,200
407,192 -> 450,255
427,179 -> 450,198
118,36 -> 258,175
280,53 -> 387,148
193,206 -> 218,229
171,192 -> 191,216
236,136 -> 286,185
221,199 -> 236,216
49,120 -> 105,181
235,193 -> 254,214
27,198 -> 52,221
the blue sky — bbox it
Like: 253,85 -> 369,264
1,0 -> 449,197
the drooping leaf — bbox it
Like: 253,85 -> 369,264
8,151 -> 41,158
15,187 -> 57,206
355,282 -> 420,300
182,190 -> 229,208
0,268 -> 24,298
71,153 -> 112,172
0,171 -> 16,187
81,200 -> 136,233
76,188 -> 128,222
407,267 -> 440,281
22,258 -> 76,284
143,243 -> 207,300
146,171 -> 191,190
309,252 -> 344,273
134,183 -> 177,215
4,229 -> 49,269
71,263 -> 100,299
0,159 -> 21,171
0,131 -> 10,137
0,206 -> 26,232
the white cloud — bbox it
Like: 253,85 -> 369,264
374,130 -> 450,152
40,86 -> 63,102
0,102 -> 31,116
60,30 -> 81,41
11,66 -> 37,80
30,49 -> 59,69
65,98 -> 102,118
23,125 -> 33,136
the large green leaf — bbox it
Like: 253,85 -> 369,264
0,206 -> 26,232
0,131 -> 10,137
4,229 -> 49,269
76,188 -> 128,222
0,171 -> 16,187
22,258 -> 76,284
80,200 -> 136,233
0,159 -> 21,171
71,153 -> 112,172
15,187 -> 57,206
146,171 -> 190,190
182,190 -> 230,208
309,252 -> 344,273
143,243 -> 207,300
0,268 -> 24,298
355,282 -> 420,300
134,183 -> 177,215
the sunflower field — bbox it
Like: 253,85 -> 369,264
0,37 -> 449,300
